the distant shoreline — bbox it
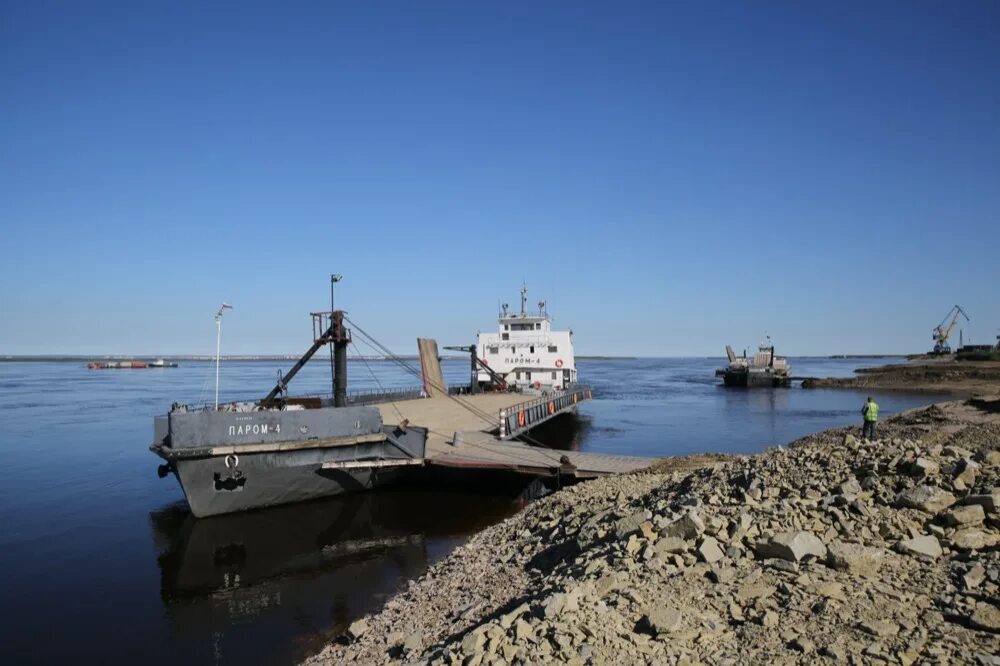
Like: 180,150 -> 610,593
0,354 -> 907,363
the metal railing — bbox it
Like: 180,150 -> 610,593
498,385 -> 592,440
182,385 -> 424,412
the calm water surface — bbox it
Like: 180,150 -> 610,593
0,357 -> 945,665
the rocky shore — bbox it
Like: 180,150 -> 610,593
305,397 -> 1000,665
802,360 -> 1000,395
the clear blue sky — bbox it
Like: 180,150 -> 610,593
2,1 -> 998,357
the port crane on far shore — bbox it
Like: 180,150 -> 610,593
932,305 -> 969,354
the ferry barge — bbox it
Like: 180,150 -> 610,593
716,338 -> 791,387
151,310 -> 427,518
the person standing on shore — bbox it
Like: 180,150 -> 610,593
861,396 -> 879,440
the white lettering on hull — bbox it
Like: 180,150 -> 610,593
228,423 -> 280,436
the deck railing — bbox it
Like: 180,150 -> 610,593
498,385 -> 592,440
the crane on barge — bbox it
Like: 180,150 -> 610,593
931,305 -> 969,354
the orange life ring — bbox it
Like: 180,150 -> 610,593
555,359 -> 564,368
517,410 -> 526,427
548,401 -> 555,415
573,394 -> 578,404
481,358 -> 488,366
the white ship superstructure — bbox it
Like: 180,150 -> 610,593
476,287 -> 577,392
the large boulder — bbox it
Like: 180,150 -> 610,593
660,511 -> 705,540
643,605 -> 683,635
895,535 -> 942,560
826,541 -> 884,577
753,531 -> 826,562
896,485 -> 957,514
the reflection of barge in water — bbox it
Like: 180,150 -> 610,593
716,338 -> 791,388
148,490 -> 520,661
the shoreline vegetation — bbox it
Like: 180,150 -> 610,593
304,394 -> 1000,664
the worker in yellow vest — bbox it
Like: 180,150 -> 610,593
861,396 -> 879,441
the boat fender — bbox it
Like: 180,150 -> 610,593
548,401 -> 555,415
225,454 -> 239,469
517,410 -> 526,427
555,359 -> 564,368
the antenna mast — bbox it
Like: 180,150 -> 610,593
214,302 -> 233,410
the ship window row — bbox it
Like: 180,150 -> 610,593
504,323 -> 543,331
512,371 -> 560,381
485,344 -> 558,355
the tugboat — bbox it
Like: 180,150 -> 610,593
716,337 -> 791,387
150,307 -> 427,518
475,287 -> 578,393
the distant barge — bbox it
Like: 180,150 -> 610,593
89,359 -> 178,369
716,338 -> 791,387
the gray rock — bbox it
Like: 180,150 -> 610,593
911,457 -> 939,477
461,631 -> 485,654
969,602 -> 1000,634
895,535 -> 942,560
614,510 -> 648,539
753,531 -> 827,562
543,592 -> 575,618
708,566 -> 735,584
859,619 -> 899,638
653,536 -> 687,556
513,618 -> 533,641
790,637 -> 815,653
697,536 -> 724,564
839,477 -> 863,496
402,631 -> 422,653
950,528 -> 989,551
643,606 -> 682,634
941,504 -> 985,526
963,563 -> 986,590
826,541 -> 884,578
346,618 -> 369,641
661,511 -> 705,540
963,489 -> 1000,514
896,485 -> 957,514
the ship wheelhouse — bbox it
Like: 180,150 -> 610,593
476,287 -> 577,392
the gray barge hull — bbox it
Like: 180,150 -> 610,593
152,405 -> 427,518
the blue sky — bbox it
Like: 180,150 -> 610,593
2,1 -> 998,357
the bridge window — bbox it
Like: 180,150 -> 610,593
501,333 -> 509,341
536,323 -> 541,330
529,346 -> 535,354
516,371 -> 521,380
526,371 -> 531,380
548,345 -> 557,352
488,346 -> 498,354
551,372 -> 556,379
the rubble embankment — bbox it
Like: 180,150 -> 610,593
305,398 -> 1000,665
802,360 -> 1000,395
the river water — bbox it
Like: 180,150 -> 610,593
0,357 -> 946,665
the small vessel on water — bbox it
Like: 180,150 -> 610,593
87,359 -> 177,369
151,309 -> 427,518
475,286 -> 578,393
716,337 -> 791,387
